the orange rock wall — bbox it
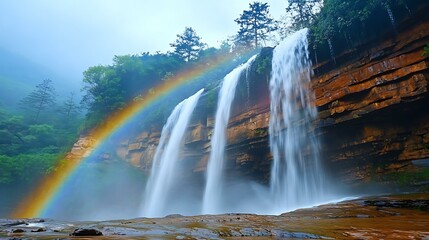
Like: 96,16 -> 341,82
312,16 -> 429,183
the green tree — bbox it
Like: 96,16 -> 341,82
20,78 -> 56,123
310,0 -> 410,45
170,27 -> 206,62
81,65 -> 124,115
234,2 -> 277,49
0,115 -> 26,145
24,124 -> 55,147
0,153 -> 57,184
285,0 -> 322,30
61,92 -> 80,122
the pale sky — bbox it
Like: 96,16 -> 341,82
0,0 -> 286,88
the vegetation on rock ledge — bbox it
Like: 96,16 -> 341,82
423,43 -> 429,57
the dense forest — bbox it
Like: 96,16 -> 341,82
1,0 -> 426,195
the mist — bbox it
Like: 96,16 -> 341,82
0,0 -> 285,91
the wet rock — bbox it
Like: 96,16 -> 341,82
69,228 -> 103,236
12,229 -> 25,233
1,220 -> 28,227
32,219 -> 45,223
364,199 -> 429,211
188,228 -> 218,239
165,214 -> 183,218
356,214 -> 371,218
31,228 -> 46,232
272,229 -> 323,239
239,228 -> 272,237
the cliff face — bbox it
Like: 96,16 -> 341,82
118,10 -> 429,185
313,16 -> 429,183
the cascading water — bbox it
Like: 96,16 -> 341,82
327,38 -> 336,64
245,62 -> 251,108
142,88 -> 204,217
269,28 -> 324,212
385,4 -> 397,32
202,55 -> 257,214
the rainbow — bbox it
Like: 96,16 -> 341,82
11,51 -> 253,218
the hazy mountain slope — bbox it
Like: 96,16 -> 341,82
0,48 -> 81,110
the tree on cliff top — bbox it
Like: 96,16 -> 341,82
170,27 -> 206,62
234,2 -> 277,49
285,0 -> 322,30
20,78 -> 56,123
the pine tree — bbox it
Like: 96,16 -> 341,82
20,79 -> 56,123
170,27 -> 206,62
234,2 -> 277,49
61,92 -> 80,122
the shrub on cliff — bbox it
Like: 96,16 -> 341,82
310,0 -> 410,44
423,43 -> 429,57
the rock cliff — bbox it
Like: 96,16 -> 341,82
116,5 -> 429,186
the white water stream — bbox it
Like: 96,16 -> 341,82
202,55 -> 257,214
142,89 -> 204,217
269,28 -> 325,212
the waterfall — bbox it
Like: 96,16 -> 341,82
327,38 -> 336,64
269,28 -> 324,212
142,88 -> 204,217
385,4 -> 397,33
202,55 -> 257,214
245,62 -> 251,108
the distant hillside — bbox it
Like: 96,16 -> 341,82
0,48 -> 81,111
0,75 -> 32,110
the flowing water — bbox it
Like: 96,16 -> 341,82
245,61 -> 252,108
385,4 -> 397,33
327,38 -> 336,64
141,29 -> 334,217
202,55 -> 257,214
269,28 -> 324,212
142,89 -> 204,217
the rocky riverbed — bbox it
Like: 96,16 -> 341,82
1,193 -> 429,239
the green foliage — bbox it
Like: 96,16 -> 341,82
0,153 -> 58,184
170,27 -> 206,62
60,92 -> 80,122
25,124 -> 56,148
285,0 -> 322,30
423,43 -> 429,57
253,128 -> 267,136
81,65 -> 124,115
80,52 -> 188,130
205,88 -> 218,112
254,48 -> 273,75
80,39 -> 247,130
0,105 -> 80,189
390,168 -> 429,187
20,78 -> 56,123
310,0 -> 409,45
234,2 -> 277,49
0,104 -> 81,154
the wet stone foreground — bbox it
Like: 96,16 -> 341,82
1,194 -> 429,240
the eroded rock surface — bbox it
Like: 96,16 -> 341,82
1,194 -> 428,239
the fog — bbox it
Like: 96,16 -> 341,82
0,0 -> 285,89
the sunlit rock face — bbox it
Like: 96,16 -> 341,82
68,136 -> 96,158
118,8 -> 429,188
